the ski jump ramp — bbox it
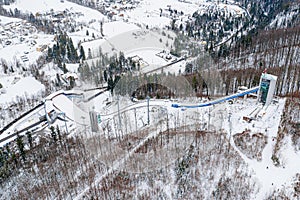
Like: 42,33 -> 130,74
172,86 -> 259,108
51,94 -> 90,125
44,91 -> 90,126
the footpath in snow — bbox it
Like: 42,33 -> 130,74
224,98 -> 300,198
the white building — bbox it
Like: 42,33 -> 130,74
258,73 -> 277,106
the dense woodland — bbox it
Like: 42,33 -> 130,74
0,114 -> 257,199
1,101 -> 299,199
175,0 -> 300,97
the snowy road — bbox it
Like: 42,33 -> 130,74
0,105 -> 47,147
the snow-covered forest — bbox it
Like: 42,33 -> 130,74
0,0 -> 299,199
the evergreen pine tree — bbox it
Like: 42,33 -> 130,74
62,63 -> 68,73
104,70 -> 108,82
47,47 -> 53,61
88,48 -> 92,59
100,21 -> 104,36
60,43 -> 66,60
108,78 -> 114,93
50,126 -> 57,143
68,38 -> 78,62
69,76 -> 75,89
52,44 -> 58,61
0,149 -> 4,167
80,46 -> 86,61
16,135 -> 25,161
67,45 -> 71,61
5,145 -> 10,156
26,131 -> 33,149
11,152 -> 17,166
56,125 -> 62,143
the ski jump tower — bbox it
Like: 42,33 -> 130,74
257,72 -> 277,106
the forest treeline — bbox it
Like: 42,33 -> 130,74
216,26 -> 300,97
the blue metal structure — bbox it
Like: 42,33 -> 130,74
172,86 -> 259,108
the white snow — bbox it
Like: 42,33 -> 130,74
126,48 -> 166,64
81,25 -> 173,58
4,0 -> 106,23
124,0 -> 199,28
65,63 -> 79,73
0,106 -> 46,147
221,98 -> 300,199
122,0 -> 246,28
0,15 -> 21,25
51,93 -> 89,125
103,21 -> 140,38
0,76 -> 45,105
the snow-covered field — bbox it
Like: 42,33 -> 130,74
122,0 -> 246,28
0,76 -> 45,105
3,0 -> 106,23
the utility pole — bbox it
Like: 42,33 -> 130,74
146,96 -> 150,125
81,116 -> 86,132
208,107 -> 211,130
228,109 -> 232,152
117,95 -> 122,130
134,108 -> 137,134
227,107 -> 232,171
63,112 -> 68,134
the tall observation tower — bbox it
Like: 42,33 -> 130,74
258,72 -> 277,106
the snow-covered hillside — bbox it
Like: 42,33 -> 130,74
3,0 -> 106,23
0,0 -> 299,199
0,76 -> 44,105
